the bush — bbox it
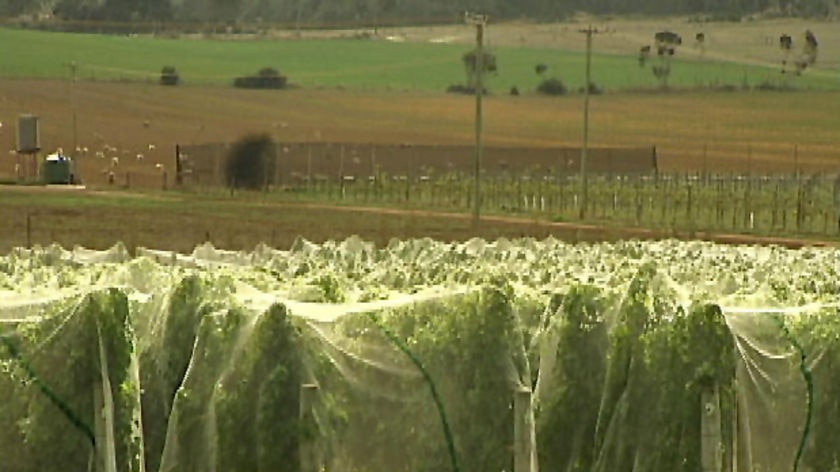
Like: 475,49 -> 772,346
537,78 -> 568,96
160,65 -> 179,85
233,67 -> 288,89
446,84 -> 488,95
160,66 -> 179,86
224,133 -> 276,190
577,82 -> 604,95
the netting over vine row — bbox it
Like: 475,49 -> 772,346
0,237 -> 838,472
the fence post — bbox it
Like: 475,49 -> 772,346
307,144 -> 313,194
274,142 -> 281,188
701,385 -> 722,472
26,212 -> 32,249
300,383 -> 320,472
514,387 -> 533,472
687,183 -> 693,231
93,377 -> 104,472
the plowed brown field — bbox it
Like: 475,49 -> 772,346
1,79 -> 838,189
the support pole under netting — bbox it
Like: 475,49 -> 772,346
300,383 -> 322,472
701,385 -> 722,472
514,387 -> 535,472
94,317 -> 118,472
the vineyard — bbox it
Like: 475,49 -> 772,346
180,172 -> 840,239
1,238 -> 838,471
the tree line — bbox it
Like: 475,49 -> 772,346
1,0 -> 837,24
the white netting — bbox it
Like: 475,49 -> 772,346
0,237 -> 838,472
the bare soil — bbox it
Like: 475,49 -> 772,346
1,186 -> 835,254
1,78 -> 838,191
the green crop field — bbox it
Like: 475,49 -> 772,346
1,26 -> 837,91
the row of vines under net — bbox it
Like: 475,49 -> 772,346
0,240 -> 838,471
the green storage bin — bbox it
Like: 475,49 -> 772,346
42,154 -> 76,184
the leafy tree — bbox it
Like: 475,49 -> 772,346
0,0 -> 32,17
462,49 -> 497,91
649,31 -> 681,88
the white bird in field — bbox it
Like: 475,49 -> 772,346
155,163 -> 164,171
96,151 -> 105,159
83,147 -> 88,153
148,144 -> 156,151
136,153 -> 144,161
111,156 -> 119,166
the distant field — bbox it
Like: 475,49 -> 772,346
0,25 -> 837,91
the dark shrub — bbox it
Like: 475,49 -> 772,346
225,134 -> 276,190
577,82 -> 603,95
537,78 -> 568,96
234,67 -> 288,89
160,66 -> 179,86
446,84 -> 488,95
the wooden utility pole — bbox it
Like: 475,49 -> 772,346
578,25 -> 601,220
465,12 -> 488,227
66,61 -> 79,156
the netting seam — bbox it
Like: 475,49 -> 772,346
0,330 -> 97,449
365,311 -> 461,472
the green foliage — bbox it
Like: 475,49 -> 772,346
462,49 -> 498,89
215,304 -> 303,471
224,133 -> 276,190
537,77 -> 568,95
0,289 -> 137,472
3,28 -> 837,92
445,83 -> 488,95
588,266 -> 737,471
787,310 -> 840,471
324,286 -> 523,472
167,307 -> 246,471
8,0 -> 839,23
537,287 -> 609,471
3,240 -> 840,471
159,65 -> 179,86
314,273 -> 347,303
233,67 -> 288,89
139,275 -> 215,472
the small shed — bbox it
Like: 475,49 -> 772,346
42,153 -> 76,184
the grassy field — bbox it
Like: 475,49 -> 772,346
1,25 -> 837,91
0,18 -> 838,250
